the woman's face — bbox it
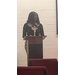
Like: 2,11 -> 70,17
34,13 -> 38,22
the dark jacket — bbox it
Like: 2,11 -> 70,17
23,23 -> 44,38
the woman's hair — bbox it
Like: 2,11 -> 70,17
27,11 -> 40,24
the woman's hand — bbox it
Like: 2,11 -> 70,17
29,35 -> 32,36
39,35 -> 41,36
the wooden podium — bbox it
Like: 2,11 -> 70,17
24,36 -> 47,65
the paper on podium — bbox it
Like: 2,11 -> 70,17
42,35 -> 47,40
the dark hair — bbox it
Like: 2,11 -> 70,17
27,11 -> 40,24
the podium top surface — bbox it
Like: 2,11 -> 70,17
23,35 -> 47,40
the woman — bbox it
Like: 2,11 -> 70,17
23,11 -> 44,55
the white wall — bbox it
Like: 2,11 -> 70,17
17,0 -> 58,66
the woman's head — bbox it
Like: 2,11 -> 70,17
27,11 -> 40,24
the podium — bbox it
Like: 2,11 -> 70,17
24,36 -> 47,65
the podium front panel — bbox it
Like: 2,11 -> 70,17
29,44 -> 43,59
28,37 -> 42,44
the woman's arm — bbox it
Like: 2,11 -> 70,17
22,23 -> 27,38
40,24 -> 44,36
